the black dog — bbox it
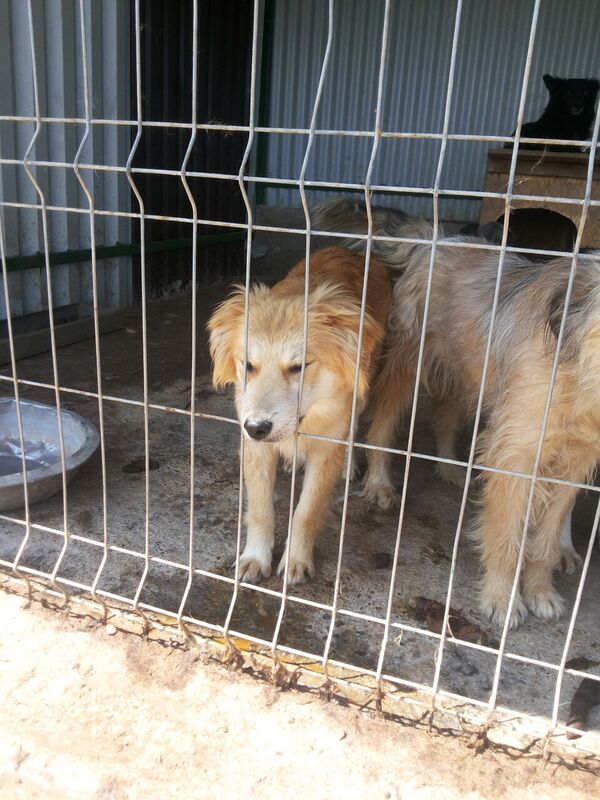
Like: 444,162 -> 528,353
506,74 -> 599,151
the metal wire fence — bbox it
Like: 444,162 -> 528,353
1,0 -> 600,764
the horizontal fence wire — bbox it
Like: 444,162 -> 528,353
2,161 -> 600,207
2,198 -> 600,266
0,114 -> 599,150
3,371 -> 600,492
1,0 -> 600,759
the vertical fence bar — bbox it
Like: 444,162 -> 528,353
374,0 -> 464,694
416,0 -> 541,721
55,0 -> 109,589
0,213 -> 32,587
122,0 -> 151,612
222,0 -> 260,640
321,0 -> 392,676
269,0 -> 335,665
548,497 -> 600,744
176,0 -> 200,625
15,0 -> 69,596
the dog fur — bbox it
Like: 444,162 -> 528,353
313,198 -> 600,628
312,196 -> 513,254
312,197 -> 432,266
370,237 -> 600,627
208,247 -> 392,584
506,74 -> 599,151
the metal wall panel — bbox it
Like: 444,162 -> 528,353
0,0 -> 132,321
260,0 -> 600,221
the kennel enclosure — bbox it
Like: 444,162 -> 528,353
1,0 -> 600,766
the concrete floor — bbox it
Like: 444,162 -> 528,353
0,257 -> 599,752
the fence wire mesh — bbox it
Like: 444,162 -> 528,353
1,0 -> 600,765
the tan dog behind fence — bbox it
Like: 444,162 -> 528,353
313,198 -> 600,629
208,247 -> 392,584
368,236 -> 600,628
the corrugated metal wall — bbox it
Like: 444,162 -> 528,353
0,0 -> 131,321
261,0 -> 600,221
2,0 -> 599,323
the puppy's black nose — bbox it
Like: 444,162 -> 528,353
244,419 -> 273,440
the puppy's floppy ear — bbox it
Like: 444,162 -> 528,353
309,284 -> 384,399
207,288 -> 246,388
543,74 -> 558,92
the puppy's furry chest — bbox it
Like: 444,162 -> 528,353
275,437 -> 307,471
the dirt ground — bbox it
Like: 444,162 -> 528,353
0,590 -> 598,800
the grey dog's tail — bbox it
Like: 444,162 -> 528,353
311,197 -> 434,271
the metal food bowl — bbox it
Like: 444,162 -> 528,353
0,397 -> 99,512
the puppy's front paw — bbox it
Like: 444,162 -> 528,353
237,549 -> 272,583
277,550 -> 315,584
524,588 -> 565,620
362,477 -> 399,510
480,587 -> 528,629
559,546 -> 583,575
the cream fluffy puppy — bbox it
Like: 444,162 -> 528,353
208,247 -> 391,584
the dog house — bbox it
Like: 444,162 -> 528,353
479,149 -> 600,252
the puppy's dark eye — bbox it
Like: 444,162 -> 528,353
288,362 -> 310,375
243,361 -> 255,373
